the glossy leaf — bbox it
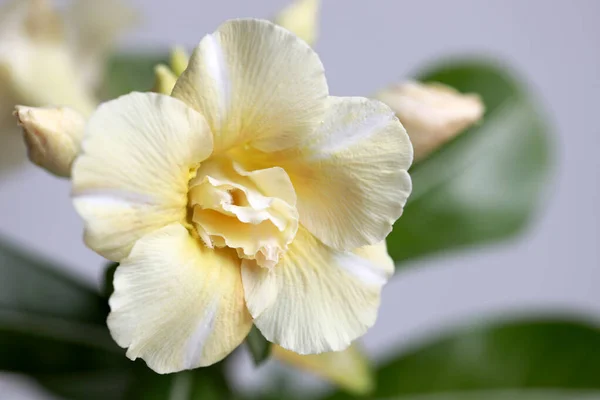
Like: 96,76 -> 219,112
0,238 -> 131,399
326,318 -> 600,399
124,360 -> 234,400
386,60 -> 552,263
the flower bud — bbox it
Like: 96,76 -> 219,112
169,46 -> 189,77
153,64 -> 178,95
375,81 -> 485,162
274,0 -> 320,46
14,105 -> 85,177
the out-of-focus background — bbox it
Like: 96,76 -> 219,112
0,0 -> 598,398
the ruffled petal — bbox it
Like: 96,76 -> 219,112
72,92 -> 213,261
172,18 -> 327,153
189,159 -> 298,269
242,227 -> 389,354
108,223 -> 252,373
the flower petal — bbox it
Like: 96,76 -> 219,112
0,0 -> 96,116
282,96 -> 413,251
189,159 -> 298,269
353,240 -> 395,278
272,343 -> 374,395
242,227 -> 389,354
108,223 -> 252,373
172,18 -> 328,153
72,92 -> 213,261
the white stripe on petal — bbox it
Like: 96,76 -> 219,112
204,34 -> 230,130
108,223 -> 251,373
73,188 -> 156,206
184,299 -> 219,369
334,253 -> 388,287
310,112 -> 392,159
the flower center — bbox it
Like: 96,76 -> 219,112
187,157 -> 298,269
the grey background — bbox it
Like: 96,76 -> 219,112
0,0 -> 599,397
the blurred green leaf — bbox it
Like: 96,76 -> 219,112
103,262 -> 119,298
326,318 -> 600,400
0,238 -> 131,399
0,243 -> 239,399
246,326 -> 272,366
387,60 -> 552,263
102,53 -> 168,99
125,361 -> 234,400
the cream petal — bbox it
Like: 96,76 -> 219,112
108,223 -> 252,373
72,92 -> 213,261
0,0 -> 96,116
172,18 -> 328,153
353,240 -> 395,278
190,159 -> 298,269
272,343 -> 373,395
283,96 -> 413,251
242,227 -> 389,354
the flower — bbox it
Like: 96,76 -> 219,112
375,81 -> 484,162
0,0 -> 133,172
71,19 -> 413,373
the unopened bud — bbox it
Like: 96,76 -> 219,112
153,64 -> 178,95
14,105 -> 85,177
375,81 -> 485,162
170,46 -> 189,77
274,0 -> 320,46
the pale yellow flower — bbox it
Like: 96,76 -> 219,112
71,19 -> 413,373
0,0 -> 133,172
375,81 -> 484,162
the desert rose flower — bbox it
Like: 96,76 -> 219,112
375,81 -> 484,162
1,0 -> 133,172
71,19 -> 413,373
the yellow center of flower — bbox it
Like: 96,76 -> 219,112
187,156 -> 298,269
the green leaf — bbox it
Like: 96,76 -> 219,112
246,325 -> 272,365
0,243 -> 237,399
103,262 -> 119,298
386,60 -> 552,263
101,53 -> 168,100
124,360 -> 235,400
325,317 -> 600,400
0,238 -> 131,399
